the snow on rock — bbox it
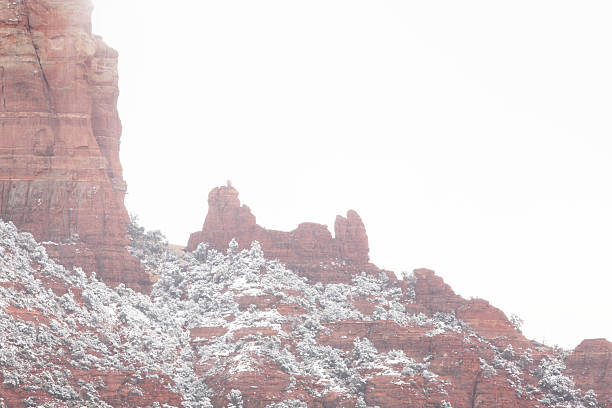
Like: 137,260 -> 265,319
0,0 -> 150,292
0,219 -> 608,408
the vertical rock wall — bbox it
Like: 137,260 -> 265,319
0,0 -> 149,291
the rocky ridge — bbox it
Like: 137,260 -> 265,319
0,0 -> 149,291
187,184 -> 375,283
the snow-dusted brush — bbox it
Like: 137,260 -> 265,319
0,220 -> 602,408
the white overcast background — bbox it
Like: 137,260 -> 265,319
92,1 -> 612,349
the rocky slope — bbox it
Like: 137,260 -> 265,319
0,0 -> 149,291
1,215 -> 610,407
0,221 -> 183,407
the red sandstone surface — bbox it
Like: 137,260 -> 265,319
0,0 -> 149,291
567,339 -> 612,405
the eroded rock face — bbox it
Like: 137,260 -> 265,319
0,0 -> 149,291
334,210 -> 369,264
567,339 -> 612,405
187,184 -> 373,283
0,221 -> 184,407
3,211 -> 612,407
183,186 -> 612,407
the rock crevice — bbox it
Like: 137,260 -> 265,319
0,0 -> 149,291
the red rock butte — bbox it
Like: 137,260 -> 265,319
188,184 -> 375,283
0,0 -> 150,291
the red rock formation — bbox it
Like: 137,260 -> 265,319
567,339 -> 612,406
456,298 -> 527,345
412,268 -> 464,314
0,370 -> 183,408
334,210 -> 369,264
186,185 -> 612,407
188,184 -> 373,282
0,0 -> 150,291
2,1 -> 611,406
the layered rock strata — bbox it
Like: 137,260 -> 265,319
187,184 -> 375,283
0,0 -> 149,291
3,200 -> 612,407
567,339 -> 612,405
187,185 -> 612,407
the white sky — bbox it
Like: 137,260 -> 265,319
92,1 -> 612,349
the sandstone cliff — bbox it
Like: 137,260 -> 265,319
0,0 -> 150,291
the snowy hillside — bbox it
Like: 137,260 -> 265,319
0,220 -> 602,407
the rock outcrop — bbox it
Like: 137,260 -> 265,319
0,221 -> 183,407
0,0 -> 149,291
187,183 -> 374,283
5,216 -> 612,407
186,184 -> 612,408
567,339 -> 612,405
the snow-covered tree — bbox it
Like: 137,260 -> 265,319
227,389 -> 243,408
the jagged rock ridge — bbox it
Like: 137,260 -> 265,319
0,0 -> 149,291
188,184 -> 374,283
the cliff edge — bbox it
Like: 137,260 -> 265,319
0,0 -> 150,291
